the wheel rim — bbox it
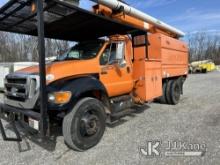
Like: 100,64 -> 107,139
80,110 -> 101,137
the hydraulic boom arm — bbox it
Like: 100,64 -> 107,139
90,0 -> 185,38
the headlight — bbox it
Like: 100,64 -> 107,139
46,74 -> 55,81
48,91 -> 72,104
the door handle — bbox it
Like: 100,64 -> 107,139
151,77 -> 154,82
127,66 -> 131,73
106,66 -> 114,70
101,70 -> 108,75
101,65 -> 114,75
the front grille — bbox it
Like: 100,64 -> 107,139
4,74 -> 38,102
6,78 -> 27,84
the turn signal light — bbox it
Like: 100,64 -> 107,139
31,1 -> 37,13
49,91 -> 72,104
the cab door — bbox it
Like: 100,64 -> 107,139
99,41 -> 133,97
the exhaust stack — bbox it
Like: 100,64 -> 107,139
90,0 -> 185,37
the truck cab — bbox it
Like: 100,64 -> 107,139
4,35 -> 133,109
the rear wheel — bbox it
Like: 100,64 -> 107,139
166,80 -> 181,105
63,97 -> 106,151
170,80 -> 181,105
157,81 -> 168,104
202,68 -> 207,73
165,80 -> 173,104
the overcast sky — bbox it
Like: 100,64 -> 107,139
0,0 -> 220,36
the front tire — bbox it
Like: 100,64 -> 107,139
63,97 -> 106,151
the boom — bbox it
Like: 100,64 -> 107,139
90,0 -> 185,38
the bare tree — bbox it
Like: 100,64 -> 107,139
0,31 -> 71,62
1,30 -> 219,64
187,32 -> 220,64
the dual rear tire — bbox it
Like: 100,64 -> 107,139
158,78 -> 183,105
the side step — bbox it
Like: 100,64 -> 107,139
109,95 -> 135,123
110,108 -> 136,123
0,118 -> 22,142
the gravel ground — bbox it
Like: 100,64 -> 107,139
0,71 -> 220,165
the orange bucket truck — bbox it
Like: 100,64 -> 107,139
0,0 -> 188,151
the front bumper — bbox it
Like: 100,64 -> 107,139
0,103 -> 40,120
0,103 -> 48,141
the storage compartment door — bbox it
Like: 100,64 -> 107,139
153,67 -> 162,98
145,61 -> 162,100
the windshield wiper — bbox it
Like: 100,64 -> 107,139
64,57 -> 80,61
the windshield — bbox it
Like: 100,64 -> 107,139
56,40 -> 104,61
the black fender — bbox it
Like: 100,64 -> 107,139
47,76 -> 109,111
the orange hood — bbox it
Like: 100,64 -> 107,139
17,59 -> 100,83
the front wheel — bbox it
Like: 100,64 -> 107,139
63,97 -> 106,151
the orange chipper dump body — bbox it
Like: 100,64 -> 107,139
133,33 -> 188,101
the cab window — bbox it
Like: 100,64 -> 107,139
100,42 -> 125,65
57,40 -> 104,61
